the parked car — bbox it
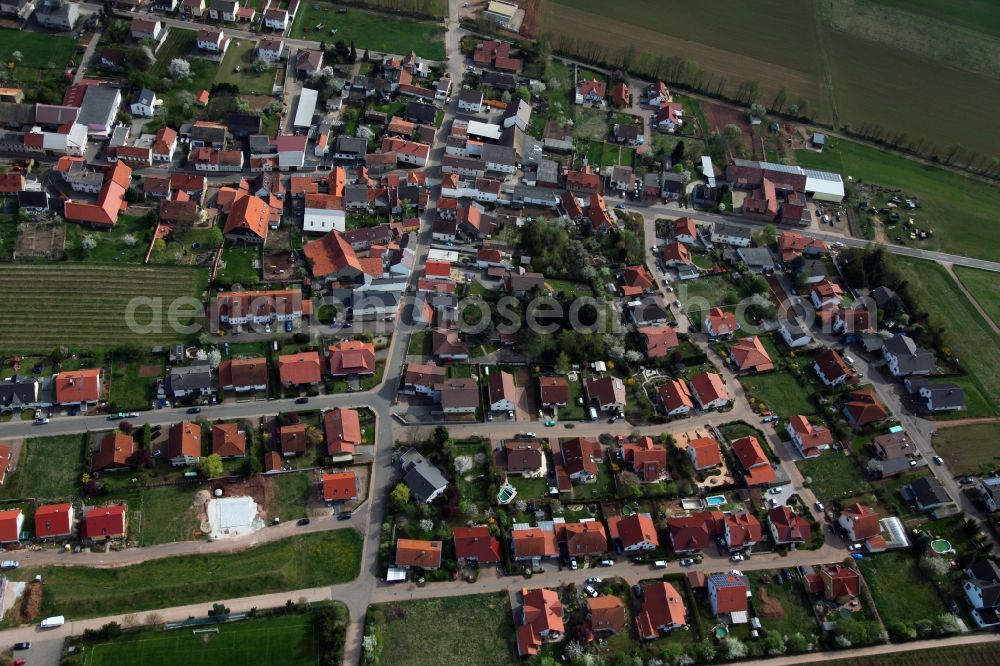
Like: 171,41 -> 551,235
848,543 -> 863,552
768,487 -> 783,495
586,577 -> 603,585
851,552 -> 864,560
730,553 -> 745,562
12,642 -> 30,650
652,560 -> 668,569
584,585 -> 599,598
33,417 -> 49,425
186,407 -> 202,414
679,558 -> 695,567
815,501 -> 825,512
933,455 -> 944,465
599,559 -> 614,567
336,512 -> 352,521
569,558 -> 578,570
296,518 -> 310,526
0,560 -> 19,569
294,397 -> 310,404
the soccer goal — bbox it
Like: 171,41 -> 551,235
192,627 -> 220,636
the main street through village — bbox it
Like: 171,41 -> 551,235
0,1 -> 997,664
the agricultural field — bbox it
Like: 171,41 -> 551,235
954,266 -> 1000,328
893,257 -> 1000,416
796,139 -> 1000,264
825,641 -> 1000,666
290,2 -> 446,59
797,453 -> 870,501
79,611 -> 326,666
0,264 -> 207,353
373,593 -> 517,666
15,530 -> 362,619
542,0 -> 1000,156
932,423 -> 1000,476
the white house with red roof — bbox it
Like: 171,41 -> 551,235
703,307 -> 738,337
657,379 -> 694,416
614,513 -> 659,552
768,505 -> 812,546
722,511 -> 761,552
707,573 -> 750,622
810,279 -> 845,309
786,415 -> 834,458
688,372 -> 729,410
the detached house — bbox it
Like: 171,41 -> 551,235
129,88 -> 157,118
810,279 -> 844,309
731,435 -> 777,486
277,351 -> 322,387
813,348 -> 856,387
556,520 -> 608,558
487,370 -> 516,413
218,357 -> 269,392
324,407 -> 362,457
496,439 -> 546,478
34,502 -> 74,540
398,448 -> 448,503
729,336 -> 773,373
539,376 -> 569,409
168,421 -> 201,467
838,502 -> 884,550
964,560 -> 1000,628
768,505 -> 811,546
622,436 -> 667,483
657,379 -> 694,417
395,538 -> 441,570
54,368 -> 101,409
516,588 -> 564,657
560,437 -> 602,484
614,512 -> 659,552
722,511 -> 761,552
707,573 -> 750,622
786,415 -> 833,458
453,525 -> 502,565
81,504 -> 127,541
585,376 -> 626,413
636,582 -> 687,639
842,388 -> 889,428
703,308 -> 737,337
666,512 -> 724,553
586,595 -> 626,636
212,423 -> 246,459
209,0 -> 239,21
511,526 -> 558,565
575,78 -> 606,104
687,437 -> 722,471
92,432 -> 136,473
689,372 -> 729,410
322,472 -> 358,504
882,335 -> 935,377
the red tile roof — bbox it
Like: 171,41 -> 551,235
168,421 -> 201,460
841,502 -> 881,540
453,524 -> 502,563
92,432 -> 136,471
705,307 -> 737,335
328,340 -> 376,376
322,472 -> 358,502
843,388 -> 888,426
709,574 -> 749,614
636,582 -> 687,638
218,357 -> 269,390
35,502 -> 73,538
724,511 -> 762,549
511,527 -> 558,558
661,241 -> 690,264
0,509 -> 21,542
638,326 -> 679,358
81,504 -> 126,539
687,437 -> 722,469
731,436 -> 776,486
395,538 -> 441,568
224,194 -> 269,240
667,511 -> 725,552
279,423 -> 309,455
304,229 -> 374,278
538,376 -> 569,405
617,512 -> 658,549
278,351 -> 322,385
212,423 -> 246,457
729,336 -> 774,372
555,520 -> 608,556
324,407 -> 362,456
622,436 -> 667,482
689,371 -> 729,406
54,368 -> 100,403
768,505 -> 811,544
657,378 -> 693,413
588,594 -> 626,634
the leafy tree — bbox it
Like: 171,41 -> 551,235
168,58 -> 191,80
389,483 -> 411,511
200,453 -> 224,478
306,426 -> 324,448
208,603 -> 230,618
555,351 -> 571,375
432,425 -> 449,448
670,139 -> 685,164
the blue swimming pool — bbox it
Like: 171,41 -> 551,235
705,495 -> 726,507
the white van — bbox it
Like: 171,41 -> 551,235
40,615 -> 65,629
589,407 -> 598,421
652,560 -> 668,569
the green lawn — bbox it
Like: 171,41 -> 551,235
218,38 -> 278,94
894,257 -> 1000,416
407,330 -> 431,356
0,263 -> 207,353
560,377 -> 586,421
749,571 -> 819,637
135,484 -> 203,547
584,141 -> 634,169
81,610 -> 329,666
932,423 -> 1000,476
740,371 -> 815,417
506,474 -> 548,501
13,530 -> 362,619
290,2 -> 446,59
0,435 -> 86,502
374,593 -> 516,666
796,140 -> 1000,263
108,358 -> 163,411
271,472 -> 311,521
217,246 -> 262,286
797,453 -> 870,501
148,29 -> 217,120
856,552 -> 948,626
0,29 -> 78,103
571,462 -> 614,501
545,278 -> 594,297
0,216 -> 16,260
675,275 -> 737,315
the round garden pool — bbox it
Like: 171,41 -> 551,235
930,539 -> 954,555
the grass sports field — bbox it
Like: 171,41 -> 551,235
542,0 -> 1000,156
0,264 -> 207,353
796,139 -> 1000,263
290,2 -> 445,59
82,614 -> 319,666
16,530 -> 362,618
